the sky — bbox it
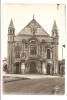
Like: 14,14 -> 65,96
1,4 -> 65,60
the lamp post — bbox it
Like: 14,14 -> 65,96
62,45 -> 65,76
57,4 -> 60,10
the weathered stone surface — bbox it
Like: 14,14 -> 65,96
7,17 -> 59,75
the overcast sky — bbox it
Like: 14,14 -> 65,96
1,4 -> 65,60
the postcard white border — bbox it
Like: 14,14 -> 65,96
1,0 -> 67,100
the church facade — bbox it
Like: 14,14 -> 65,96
7,16 -> 59,75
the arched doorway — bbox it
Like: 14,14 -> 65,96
47,64 -> 50,75
29,61 -> 37,73
15,62 -> 20,74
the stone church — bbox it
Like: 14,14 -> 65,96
7,16 -> 59,75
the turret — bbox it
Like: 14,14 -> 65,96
51,20 -> 58,37
8,19 -> 15,41
51,20 -> 59,75
7,19 -> 15,73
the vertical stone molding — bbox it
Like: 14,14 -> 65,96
21,63 -> 25,74
42,62 -> 46,74
7,18 -> 59,75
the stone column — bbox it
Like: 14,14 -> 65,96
37,61 -> 41,74
42,62 -> 46,74
21,62 -> 25,74
54,60 -> 58,75
60,64 -> 63,75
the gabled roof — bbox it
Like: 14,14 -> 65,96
18,18 -> 50,36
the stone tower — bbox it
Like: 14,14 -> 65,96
51,20 -> 59,74
7,19 -> 15,73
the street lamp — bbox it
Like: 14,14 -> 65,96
57,4 -> 60,10
62,45 -> 65,76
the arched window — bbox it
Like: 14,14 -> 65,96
47,49 -> 50,59
30,40 -> 37,55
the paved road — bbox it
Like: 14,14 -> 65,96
3,77 -> 65,95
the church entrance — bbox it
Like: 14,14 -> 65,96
29,61 -> 37,73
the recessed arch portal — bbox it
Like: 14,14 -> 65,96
28,38 -> 39,56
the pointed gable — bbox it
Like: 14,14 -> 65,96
18,18 -> 49,36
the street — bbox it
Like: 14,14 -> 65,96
3,76 -> 65,95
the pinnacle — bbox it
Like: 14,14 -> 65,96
9,18 -> 14,28
54,20 -> 57,28
33,14 -> 34,19
52,20 -> 58,32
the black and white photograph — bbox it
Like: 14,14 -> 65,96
1,3 -> 65,96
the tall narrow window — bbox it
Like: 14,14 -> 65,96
47,49 -> 50,59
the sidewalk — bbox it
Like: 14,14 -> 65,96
3,73 -> 64,84
3,73 -> 62,79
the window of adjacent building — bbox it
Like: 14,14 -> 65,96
47,49 -> 50,59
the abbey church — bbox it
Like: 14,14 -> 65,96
7,16 -> 59,75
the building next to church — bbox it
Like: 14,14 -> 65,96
7,16 -> 59,75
